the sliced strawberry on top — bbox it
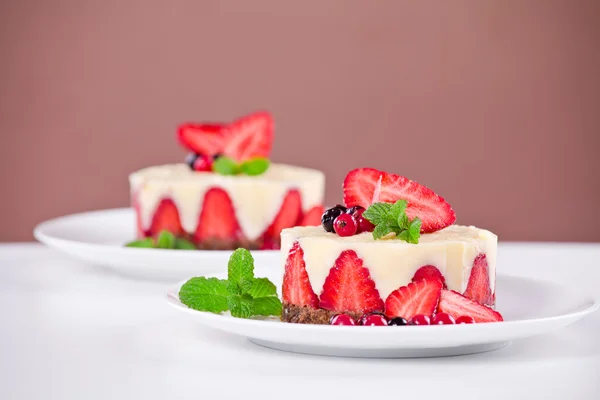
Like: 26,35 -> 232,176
147,198 -> 185,237
177,123 -> 226,156
438,289 -> 503,323
319,250 -> 384,314
384,279 -> 443,320
282,242 -> 319,308
463,254 -> 493,306
222,111 -> 273,162
298,205 -> 325,227
343,168 -> 456,233
194,188 -> 242,243
411,265 -> 447,289
264,190 -> 302,240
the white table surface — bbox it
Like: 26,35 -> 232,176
0,243 -> 599,400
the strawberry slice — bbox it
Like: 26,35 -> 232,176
384,279 -> 443,320
299,205 -> 324,226
412,265 -> 447,289
194,188 -> 242,243
282,242 -> 319,308
343,168 -> 456,233
264,190 -> 302,239
438,289 -> 503,323
222,111 -> 273,162
319,250 -> 384,313
177,123 -> 226,155
463,254 -> 493,306
147,198 -> 185,237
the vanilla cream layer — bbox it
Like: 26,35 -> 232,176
281,225 -> 497,300
129,163 -> 325,240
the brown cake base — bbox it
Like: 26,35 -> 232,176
282,303 -> 363,325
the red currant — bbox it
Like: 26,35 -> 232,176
360,313 -> 388,326
431,312 -> 455,325
330,314 -> 356,326
333,213 -> 358,237
408,314 -> 430,326
455,316 -> 475,324
193,155 -> 213,172
354,208 -> 375,233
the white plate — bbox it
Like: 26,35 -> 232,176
34,208 -> 279,281
166,266 -> 599,358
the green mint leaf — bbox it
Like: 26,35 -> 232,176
363,203 -> 393,225
226,281 -> 240,295
174,238 -> 196,250
212,156 -> 240,175
397,213 -> 409,230
156,231 -> 176,249
239,277 -> 254,294
398,230 -> 410,242
227,248 -> 255,290
179,277 -> 230,313
252,296 -> 282,317
247,278 -> 277,298
406,217 -> 422,244
227,294 -> 254,318
390,199 -> 408,220
240,157 -> 270,176
372,223 -> 393,240
125,238 -> 155,248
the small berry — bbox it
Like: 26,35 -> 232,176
354,208 -> 376,233
346,205 -> 364,215
333,213 -> 358,237
388,317 -> 408,326
330,314 -> 356,326
408,314 -> 430,326
455,315 -> 476,324
431,312 -> 455,325
193,155 -> 213,172
321,205 -> 346,233
185,153 -> 201,170
360,313 -> 388,326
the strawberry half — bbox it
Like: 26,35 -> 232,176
222,111 -> 273,162
463,254 -> 493,306
343,168 -> 456,233
282,242 -> 319,308
177,123 -> 226,155
384,279 -> 443,320
319,250 -> 384,314
299,205 -> 325,226
194,188 -> 242,243
411,265 -> 447,289
437,289 -> 503,323
264,190 -> 302,239
147,198 -> 185,237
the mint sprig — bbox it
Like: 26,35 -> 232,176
363,199 -> 422,244
178,248 -> 282,318
211,156 -> 270,176
125,231 -> 197,250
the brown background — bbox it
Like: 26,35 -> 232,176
0,0 -> 599,242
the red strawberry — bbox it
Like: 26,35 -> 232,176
319,250 -> 384,313
222,111 -> 273,162
194,188 -> 242,243
437,289 -> 503,323
463,254 -> 493,305
298,205 -> 325,226
343,168 -> 456,233
384,279 -> 443,320
264,190 -> 302,239
177,123 -> 226,155
412,265 -> 447,288
282,242 -> 319,308
147,199 -> 185,237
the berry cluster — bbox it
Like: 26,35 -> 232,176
329,312 -> 476,326
186,153 -> 221,172
321,205 -> 375,237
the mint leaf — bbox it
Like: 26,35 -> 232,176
252,297 -> 282,316
174,238 -> 196,250
156,231 -> 176,249
125,238 -> 155,248
240,157 -> 270,176
363,203 -> 393,225
398,230 -> 410,242
227,248 -> 255,290
179,277 -> 230,313
406,217 -> 422,244
248,278 -> 277,298
373,223 -> 392,239
228,294 -> 254,318
397,213 -> 409,230
212,156 -> 240,175
239,277 -> 254,294
391,199 -> 408,220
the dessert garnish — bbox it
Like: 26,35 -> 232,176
363,199 -> 422,243
179,248 -> 282,318
126,230 -> 196,250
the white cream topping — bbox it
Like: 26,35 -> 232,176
280,225 -> 497,300
129,163 -> 325,240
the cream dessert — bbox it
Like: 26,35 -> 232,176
129,111 -> 325,250
281,168 -> 503,326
